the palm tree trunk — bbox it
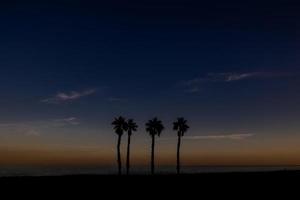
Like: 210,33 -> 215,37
126,134 -> 131,175
117,135 -> 122,175
177,135 -> 182,175
151,134 -> 155,175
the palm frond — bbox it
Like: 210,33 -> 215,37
127,119 -> 138,133
173,117 -> 189,136
112,116 -> 128,135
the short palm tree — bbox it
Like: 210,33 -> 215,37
112,116 -> 128,175
126,119 -> 138,175
173,118 -> 189,174
146,117 -> 164,175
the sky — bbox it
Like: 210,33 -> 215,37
0,0 -> 300,167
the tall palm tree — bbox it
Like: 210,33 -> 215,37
146,117 -> 164,175
126,119 -> 138,175
112,116 -> 128,175
173,118 -> 189,174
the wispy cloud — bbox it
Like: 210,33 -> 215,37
184,133 -> 254,140
0,117 -> 80,136
182,72 -> 288,93
223,73 -> 259,82
53,117 -> 80,126
184,86 -> 201,94
23,129 -> 40,136
0,123 -> 20,127
0,123 -> 41,136
161,133 -> 254,141
42,89 -> 97,104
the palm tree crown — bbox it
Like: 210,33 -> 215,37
146,117 -> 164,136
112,116 -> 128,135
127,119 -> 138,135
173,118 -> 189,136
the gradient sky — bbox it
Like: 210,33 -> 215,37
0,0 -> 300,167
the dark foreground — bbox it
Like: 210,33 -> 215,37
1,171 -> 299,197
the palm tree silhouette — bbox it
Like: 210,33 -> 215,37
173,118 -> 189,174
112,116 -> 128,175
146,117 -> 164,175
126,119 -> 138,175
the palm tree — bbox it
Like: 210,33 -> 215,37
173,118 -> 189,174
112,116 -> 128,175
126,119 -> 138,175
146,117 -> 164,175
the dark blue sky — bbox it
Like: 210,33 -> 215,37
0,0 -> 300,165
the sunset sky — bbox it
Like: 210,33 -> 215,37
0,1 -> 300,167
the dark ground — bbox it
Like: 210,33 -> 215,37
0,171 -> 299,197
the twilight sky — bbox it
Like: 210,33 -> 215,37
0,0 -> 300,167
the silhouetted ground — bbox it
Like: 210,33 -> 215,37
1,171 -> 298,197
